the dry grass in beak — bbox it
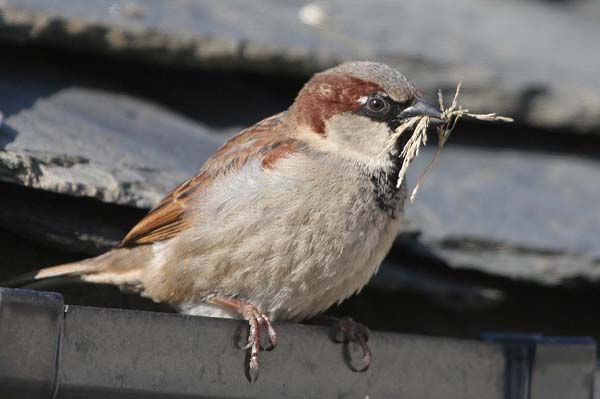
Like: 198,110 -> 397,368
389,82 -> 514,203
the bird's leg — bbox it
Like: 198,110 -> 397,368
308,315 -> 372,372
207,296 -> 276,382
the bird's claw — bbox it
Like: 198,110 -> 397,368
208,296 -> 277,383
330,317 -> 372,372
238,303 -> 277,382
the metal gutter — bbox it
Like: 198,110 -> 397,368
0,287 -> 596,398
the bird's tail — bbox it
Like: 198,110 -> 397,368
1,251 -> 118,289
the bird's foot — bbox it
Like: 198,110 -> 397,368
238,301 -> 277,382
310,315 -> 372,372
208,296 -> 276,383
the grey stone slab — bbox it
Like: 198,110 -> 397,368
1,0 -> 600,133
0,0 -> 346,74
404,139 -> 600,284
427,243 -> 600,286
0,64 -> 226,209
407,144 -> 600,256
0,43 -> 298,209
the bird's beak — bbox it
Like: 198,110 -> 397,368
395,97 -> 446,126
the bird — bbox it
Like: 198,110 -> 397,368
4,61 -> 445,382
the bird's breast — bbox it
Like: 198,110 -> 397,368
151,154 -> 405,321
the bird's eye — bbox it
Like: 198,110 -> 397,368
367,97 -> 386,112
360,94 -> 395,122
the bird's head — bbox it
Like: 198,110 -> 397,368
289,61 -> 444,164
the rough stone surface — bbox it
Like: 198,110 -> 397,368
0,43 -> 300,208
404,140 -> 600,284
1,0 -> 600,133
0,65 -> 225,209
408,146 -> 600,256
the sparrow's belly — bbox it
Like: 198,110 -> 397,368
271,207 -> 402,321
176,205 -> 401,321
143,157 -> 405,321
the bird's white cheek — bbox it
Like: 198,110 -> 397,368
325,113 -> 391,161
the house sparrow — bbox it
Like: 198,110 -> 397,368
5,61 -> 444,382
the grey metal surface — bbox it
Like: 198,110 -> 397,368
1,0 -> 600,133
484,334 -> 597,399
0,287 -> 63,399
595,368 -> 600,399
0,287 -> 596,398
56,305 -> 506,399
530,340 -> 596,399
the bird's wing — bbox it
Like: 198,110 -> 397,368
120,112 -> 304,247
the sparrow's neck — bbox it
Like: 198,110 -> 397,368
368,153 -> 405,219
296,125 -> 406,218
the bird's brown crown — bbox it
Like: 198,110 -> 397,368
289,61 -> 419,134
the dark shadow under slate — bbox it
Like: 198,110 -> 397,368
0,287 -> 597,399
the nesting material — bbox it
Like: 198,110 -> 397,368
389,82 -> 514,203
